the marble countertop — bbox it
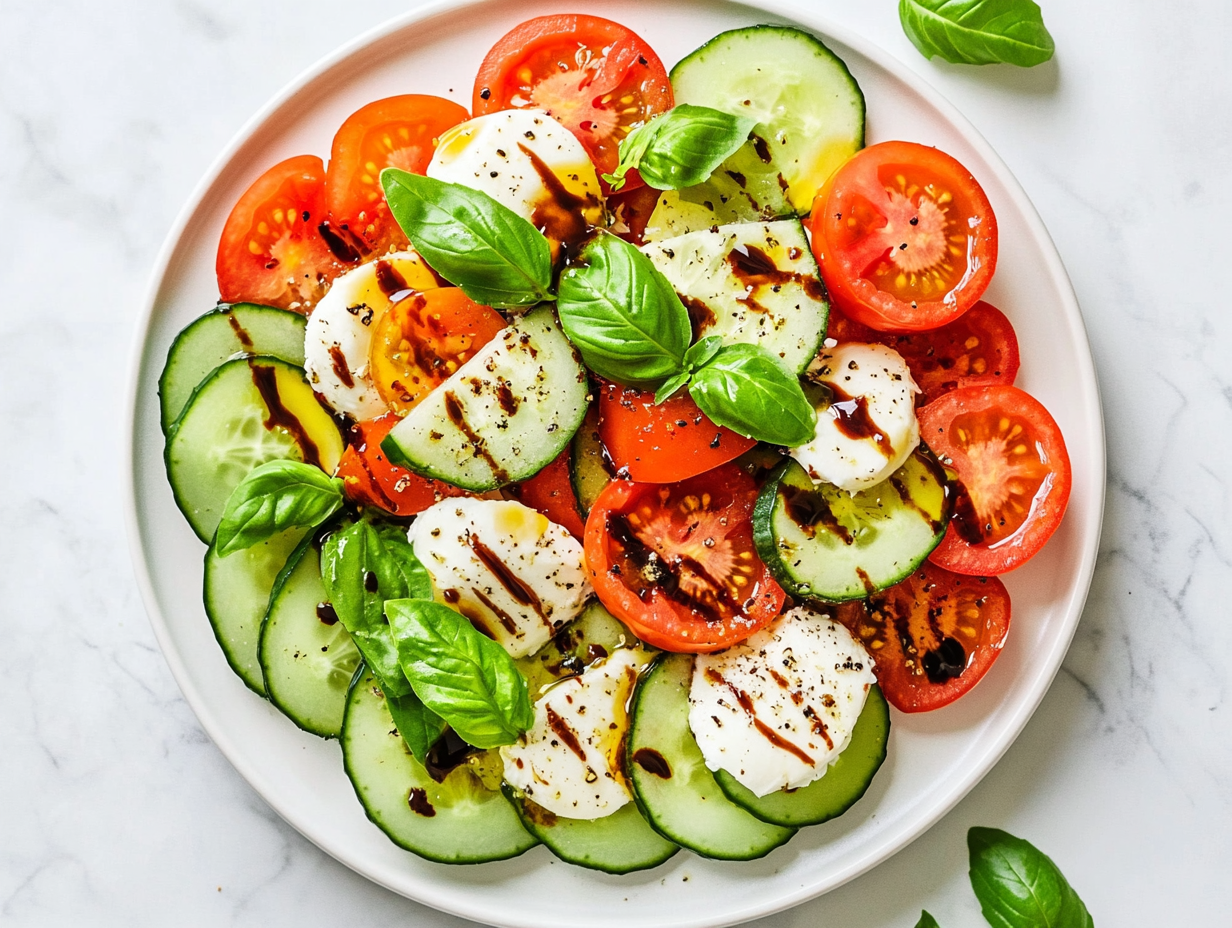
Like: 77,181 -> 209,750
3,0 -> 1228,924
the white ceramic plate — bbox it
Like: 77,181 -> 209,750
125,1 -> 1105,925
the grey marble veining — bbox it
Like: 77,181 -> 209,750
2,0 -> 1230,924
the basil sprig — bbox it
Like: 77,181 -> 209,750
320,518 -> 445,759
386,599 -> 534,749
603,104 -> 757,192
214,460 -> 343,556
381,168 -> 554,309
688,344 -> 817,447
968,827 -> 1093,928
557,232 -> 691,389
899,0 -> 1055,67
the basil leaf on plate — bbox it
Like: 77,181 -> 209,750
214,459 -> 343,556
556,231 -> 691,389
386,598 -> 534,749
381,168 -> 554,309
914,912 -> 941,928
604,104 -> 757,192
688,343 -> 816,447
898,0 -> 1055,67
968,827 -> 1094,928
385,689 -> 447,763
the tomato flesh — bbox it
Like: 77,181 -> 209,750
836,563 -> 1010,712
216,155 -> 340,312
810,141 -> 997,332
336,415 -> 467,516
325,94 -> 470,258
584,464 -> 785,652
920,385 -> 1071,575
597,381 -> 755,483
506,449 -> 587,540
472,14 -> 673,183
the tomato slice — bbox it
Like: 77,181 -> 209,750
835,563 -> 1010,712
919,385 -> 1071,575
336,415 -> 467,516
505,449 -> 587,540
607,182 -> 661,245
597,380 -> 755,483
367,287 -> 507,417
324,94 -> 471,258
472,14 -> 673,184
809,141 -> 997,332
216,155 -> 340,312
584,464 -> 785,652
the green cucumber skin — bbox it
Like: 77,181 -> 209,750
568,404 -> 611,519
713,685 -> 890,827
159,303 -> 306,433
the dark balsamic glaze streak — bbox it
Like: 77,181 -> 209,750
424,728 -> 474,783
470,585 -> 520,636
328,345 -> 355,389
248,362 -> 323,469
888,454 -> 949,534
780,483 -> 853,545
727,243 -> 827,303
407,787 -> 436,817
632,748 -> 672,779
226,311 -> 254,349
704,668 -> 815,765
317,220 -> 365,264
316,602 -> 339,625
680,294 -> 717,342
518,143 -> 599,259
374,259 -> 409,298
443,391 -> 509,483
545,706 -> 587,761
826,383 -> 893,456
469,535 -> 548,625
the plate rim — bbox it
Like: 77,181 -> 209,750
123,1 -> 1107,925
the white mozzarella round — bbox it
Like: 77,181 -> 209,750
408,497 -> 592,659
501,648 -> 646,820
426,110 -> 605,252
303,251 -> 440,419
792,342 -> 920,492
688,606 -> 876,797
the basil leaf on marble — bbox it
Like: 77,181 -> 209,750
381,168 -> 554,308
386,598 -> 534,749
556,231 -> 691,389
604,104 -> 757,192
968,827 -> 1094,928
914,912 -> 941,928
215,460 -> 343,556
899,0 -> 1055,67
688,343 -> 816,446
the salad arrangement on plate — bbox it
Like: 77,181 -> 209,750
158,13 -> 1071,874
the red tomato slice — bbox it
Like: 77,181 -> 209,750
597,380 -> 755,483
216,155 -> 340,312
824,303 -> 881,345
919,385 -> 1071,575
324,94 -> 471,259
505,449 -> 587,540
584,464 -> 785,652
472,14 -> 673,184
336,415 -> 467,516
809,141 -> 998,332
606,182 -> 661,245
835,564 -> 1010,712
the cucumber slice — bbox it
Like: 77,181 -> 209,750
516,601 -> 639,696
641,220 -> 828,374
508,789 -> 678,874
670,25 -> 865,213
164,356 -> 344,542
158,303 -> 307,433
259,536 -> 360,738
714,685 -> 889,827
383,306 -> 588,491
627,653 -> 795,860
203,525 -> 308,695
753,448 -> 952,601
342,669 -> 538,863
568,404 -> 611,518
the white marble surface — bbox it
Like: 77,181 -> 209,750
2,0 -> 1229,924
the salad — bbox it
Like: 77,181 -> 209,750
158,13 -> 1072,874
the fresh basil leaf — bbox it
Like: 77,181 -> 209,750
604,104 -> 757,192
386,689 -> 447,763
320,518 -> 433,700
381,168 -> 554,308
684,334 -> 724,371
215,460 -> 343,556
653,371 -> 692,405
899,0 -> 1055,67
968,827 -> 1094,928
386,598 -> 534,749
556,231 -> 690,389
915,912 -> 941,928
688,343 -> 816,447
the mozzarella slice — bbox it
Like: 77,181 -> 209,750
408,497 -> 592,658
689,606 -> 876,797
792,342 -> 920,492
303,251 -> 440,419
501,648 -> 647,819
426,110 -> 605,254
